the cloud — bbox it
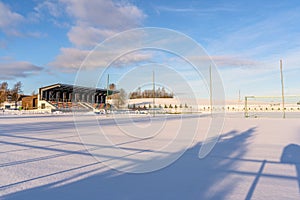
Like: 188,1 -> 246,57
49,0 -> 147,70
32,0 -> 69,28
209,55 -> 261,68
0,1 -> 48,38
61,0 -> 146,47
206,7 -> 300,59
61,0 -> 145,29
0,60 -> 43,80
49,47 -> 152,72
34,1 -> 63,18
200,6 -> 300,96
154,4 -> 237,14
67,25 -> 117,47
114,52 -> 152,66
154,6 -> 196,13
0,2 -> 24,36
49,48 -> 89,71
184,55 -> 261,70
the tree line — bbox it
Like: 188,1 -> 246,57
0,81 -> 23,107
129,87 -> 173,99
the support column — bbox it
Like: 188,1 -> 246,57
92,94 -> 95,104
56,91 -> 60,102
49,91 -> 52,101
87,94 -> 90,103
63,92 -> 66,102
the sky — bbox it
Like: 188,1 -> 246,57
1,0 -> 300,100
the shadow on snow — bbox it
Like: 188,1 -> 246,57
2,127 -> 260,200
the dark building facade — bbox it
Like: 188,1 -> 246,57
39,83 -> 115,104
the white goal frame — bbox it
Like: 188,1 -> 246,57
244,95 -> 300,118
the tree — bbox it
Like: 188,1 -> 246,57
0,82 -> 8,105
137,87 -> 141,98
31,90 -> 38,96
111,88 -> 127,108
109,83 -> 116,90
117,88 -> 127,108
129,87 -> 174,99
10,81 -> 23,109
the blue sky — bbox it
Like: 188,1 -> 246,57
0,0 -> 300,99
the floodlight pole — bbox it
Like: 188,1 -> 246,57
153,68 -> 155,117
244,96 -> 248,118
280,60 -> 286,119
106,74 -> 109,104
209,65 -> 213,117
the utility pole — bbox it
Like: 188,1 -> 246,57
280,60 -> 286,119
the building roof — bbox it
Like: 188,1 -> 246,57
39,83 -> 118,95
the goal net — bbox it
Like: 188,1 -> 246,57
244,95 -> 300,118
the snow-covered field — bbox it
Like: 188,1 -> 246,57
0,113 -> 300,199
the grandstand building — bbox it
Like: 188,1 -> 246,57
25,83 -> 116,111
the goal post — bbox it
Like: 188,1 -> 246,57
244,95 -> 300,118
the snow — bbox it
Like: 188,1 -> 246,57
0,114 -> 300,199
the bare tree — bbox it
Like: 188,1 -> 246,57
129,87 -> 173,99
10,81 -> 23,109
0,82 -> 8,105
116,88 -> 127,108
31,90 -> 38,96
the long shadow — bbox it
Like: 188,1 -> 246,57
0,114 -> 205,135
0,137 -> 157,168
0,120 -> 77,134
280,144 -> 300,192
2,127 -> 256,200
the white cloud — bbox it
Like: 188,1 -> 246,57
114,52 -> 152,66
209,55 -> 261,68
49,48 -> 89,71
62,0 -> 145,29
0,60 -> 43,80
34,1 -> 62,18
61,0 -> 146,47
49,0 -> 147,70
67,25 -> 117,47
0,1 -> 48,38
155,5 -> 236,14
32,0 -> 70,28
49,47 -> 152,72
0,2 -> 24,36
